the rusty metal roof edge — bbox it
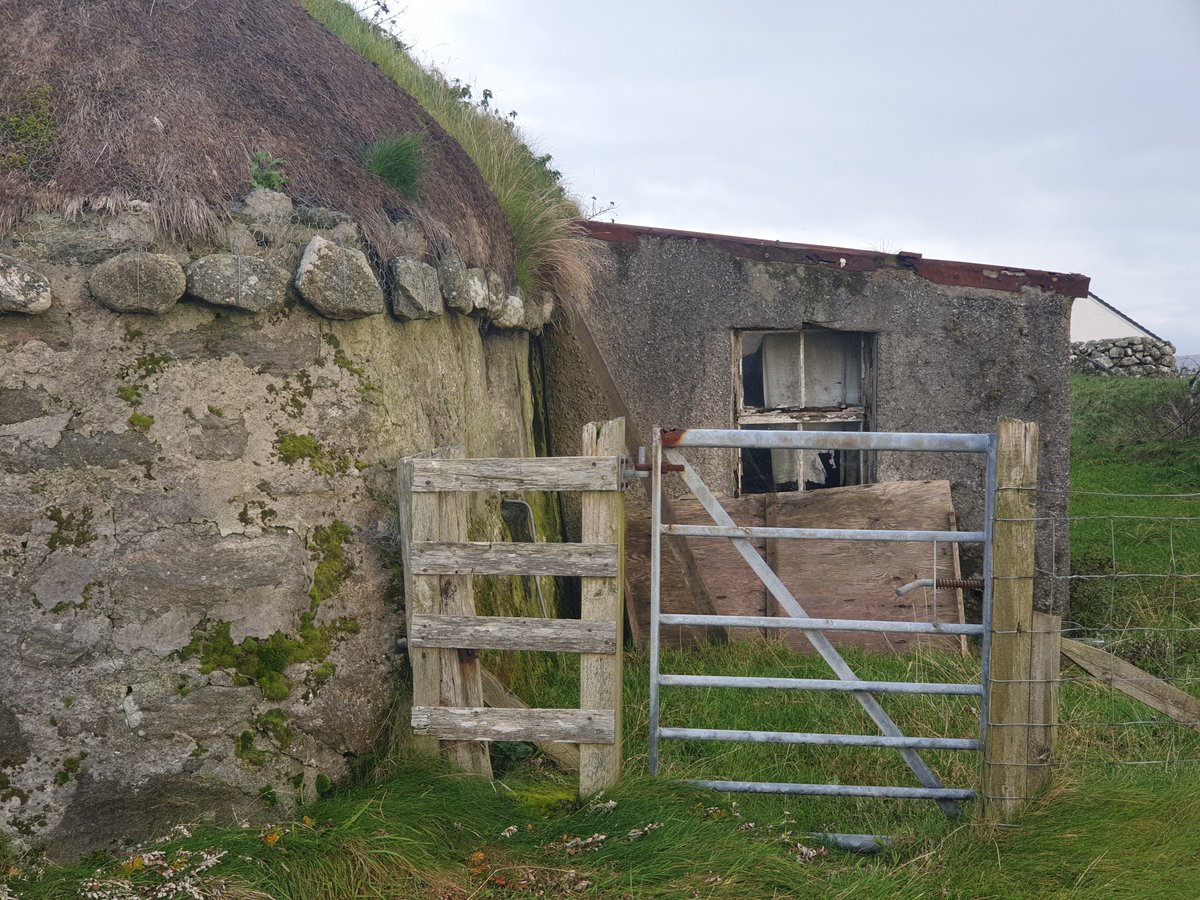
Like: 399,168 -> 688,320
576,220 -> 1090,299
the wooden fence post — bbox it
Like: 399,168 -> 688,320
1029,611 -> 1061,785
399,447 -> 491,776
579,417 -> 625,796
983,417 -> 1039,821
435,448 -> 493,777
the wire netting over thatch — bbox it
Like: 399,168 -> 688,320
0,0 -> 515,277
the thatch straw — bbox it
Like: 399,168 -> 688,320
0,0 -> 515,277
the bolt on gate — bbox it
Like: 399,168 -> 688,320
647,423 -> 1020,815
398,419 -> 626,798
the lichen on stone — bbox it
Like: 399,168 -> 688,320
180,520 -> 356,702
53,752 -> 86,786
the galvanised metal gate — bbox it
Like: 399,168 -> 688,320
648,427 -> 997,814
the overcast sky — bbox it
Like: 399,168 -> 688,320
373,1 -> 1199,353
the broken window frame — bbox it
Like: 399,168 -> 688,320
733,327 -> 875,494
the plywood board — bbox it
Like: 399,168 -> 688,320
625,496 -> 768,648
625,480 -> 966,652
767,480 -> 965,652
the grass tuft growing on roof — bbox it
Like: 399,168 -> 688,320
366,132 -> 425,200
300,0 -> 599,299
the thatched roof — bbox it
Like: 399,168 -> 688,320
0,0 -> 515,276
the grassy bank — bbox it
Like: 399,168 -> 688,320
1068,375 -> 1200,678
9,733 -> 1200,898
10,643 -> 1200,898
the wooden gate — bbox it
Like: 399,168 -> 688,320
398,419 -> 625,797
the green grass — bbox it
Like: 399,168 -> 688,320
299,0 -> 597,298
365,133 -> 425,200
1068,375 -> 1200,676
12,643 -> 1200,897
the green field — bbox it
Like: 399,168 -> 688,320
6,374 -> 1200,898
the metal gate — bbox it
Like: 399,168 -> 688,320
648,427 -> 997,814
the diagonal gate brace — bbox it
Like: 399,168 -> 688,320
663,448 -> 962,816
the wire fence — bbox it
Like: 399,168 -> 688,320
1034,490 -> 1200,772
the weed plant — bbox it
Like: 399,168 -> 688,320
247,150 -> 289,192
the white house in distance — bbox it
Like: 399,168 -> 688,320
1071,292 -> 1162,342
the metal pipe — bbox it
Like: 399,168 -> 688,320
659,726 -> 980,751
648,428 -> 663,775
895,577 -> 985,597
658,673 -> 983,696
665,523 -> 986,544
687,779 -> 976,801
663,428 -> 991,453
809,833 -> 895,854
660,613 -> 983,636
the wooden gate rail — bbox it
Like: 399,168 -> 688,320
397,419 -> 625,797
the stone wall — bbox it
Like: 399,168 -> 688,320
1071,336 -> 1177,377
0,191 -> 553,858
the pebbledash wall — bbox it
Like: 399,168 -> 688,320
0,190 -> 554,858
546,222 -> 1091,617
1070,336 -> 1178,377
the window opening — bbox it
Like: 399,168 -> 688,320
736,328 -> 871,494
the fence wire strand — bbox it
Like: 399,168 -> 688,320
990,490 -> 1200,789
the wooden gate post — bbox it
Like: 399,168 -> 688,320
579,418 -> 625,796
398,452 -> 439,757
983,417 -> 1041,821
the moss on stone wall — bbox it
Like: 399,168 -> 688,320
275,431 -> 349,475
46,506 -> 95,550
309,520 -> 352,606
181,520 -> 358,701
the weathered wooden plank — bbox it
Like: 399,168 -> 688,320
433,449 -> 492,778
1029,612 -> 1061,793
397,451 -> 443,755
579,418 -> 625,797
410,614 -> 617,654
409,541 -> 619,577
983,418 -> 1038,822
411,706 -> 616,744
412,456 -> 621,493
480,668 -> 580,771
1062,637 -> 1200,733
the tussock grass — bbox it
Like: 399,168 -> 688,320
365,133 -> 425,200
299,0 -> 599,299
